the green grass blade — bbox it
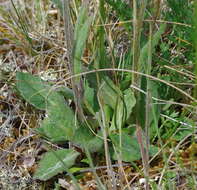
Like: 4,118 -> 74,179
193,1 -> 197,99
73,5 -> 92,82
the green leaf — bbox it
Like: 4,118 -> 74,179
56,86 -> 74,101
110,133 -> 158,162
149,81 -> 161,122
193,1 -> 197,98
74,6 -> 89,42
80,158 -> 90,165
139,23 -> 166,72
73,5 -> 92,82
68,167 -> 84,174
123,89 -> 136,119
16,72 -> 78,142
149,145 -> 159,156
103,105 -> 113,125
138,79 -> 161,129
16,72 -> 51,110
38,93 -> 78,142
83,81 -> 96,114
137,24 -> 166,129
73,125 -> 103,152
111,89 -> 136,131
99,77 -> 122,110
34,149 -> 79,181
110,133 -> 141,162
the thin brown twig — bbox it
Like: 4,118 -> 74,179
62,68 -> 196,101
95,19 -> 192,27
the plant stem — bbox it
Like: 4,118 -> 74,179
62,0 -> 85,122
98,84 -> 117,190
131,0 -> 149,189
193,1 -> 197,100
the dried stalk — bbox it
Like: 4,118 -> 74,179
62,0 -> 85,121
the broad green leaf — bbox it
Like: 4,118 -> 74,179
73,125 -> 103,152
110,133 -> 158,162
110,89 -> 136,131
34,149 -> 79,181
110,133 -> 141,162
99,77 -> 122,110
56,86 -> 74,101
16,72 -> 51,110
103,105 -> 113,125
38,93 -> 78,142
16,72 -> 78,142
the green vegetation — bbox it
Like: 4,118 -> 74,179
0,0 -> 196,189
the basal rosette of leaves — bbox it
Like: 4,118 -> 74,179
15,1 -> 160,182
16,69 -> 160,180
